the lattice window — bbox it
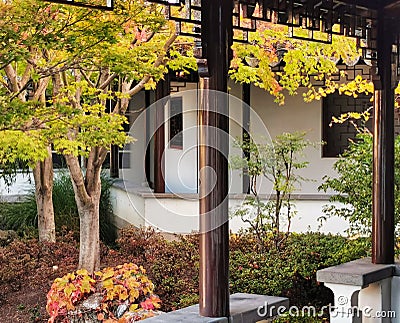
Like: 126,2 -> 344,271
169,97 -> 183,149
322,91 -> 372,157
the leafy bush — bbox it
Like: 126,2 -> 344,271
320,133 -> 400,240
229,232 -> 369,307
0,227 -> 370,321
0,172 -> 117,244
117,227 -> 369,312
116,227 -> 199,311
0,194 -> 38,237
46,264 -> 161,322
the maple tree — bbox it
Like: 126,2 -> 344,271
229,25 -> 377,104
0,0 -> 385,273
0,0 -> 193,271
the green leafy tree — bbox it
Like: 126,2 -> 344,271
0,0 -> 193,272
231,132 -> 316,250
319,132 -> 400,240
229,25 -> 375,104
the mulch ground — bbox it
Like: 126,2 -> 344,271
0,234 -> 127,322
1,285 -> 49,322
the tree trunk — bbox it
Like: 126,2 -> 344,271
77,193 -> 101,272
32,146 -> 56,243
66,153 -> 102,273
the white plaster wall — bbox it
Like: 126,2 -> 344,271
144,197 -> 199,233
122,90 -> 147,185
122,82 -> 338,197
250,85 -> 338,195
0,173 -> 34,200
110,185 -> 145,228
110,82 -> 349,235
228,198 -> 348,234
228,83 -> 245,194
110,186 -> 349,235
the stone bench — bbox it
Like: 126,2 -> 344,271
143,293 -> 289,323
317,257 -> 399,323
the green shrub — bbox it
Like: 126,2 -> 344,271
116,227 -> 199,311
116,227 -> 369,313
0,194 -> 38,237
229,232 -> 369,308
0,172 -> 117,244
320,133 -> 400,241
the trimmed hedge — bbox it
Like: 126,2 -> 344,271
116,227 -> 370,311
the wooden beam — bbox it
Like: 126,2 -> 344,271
242,83 -> 251,194
383,0 -> 400,16
383,0 -> 400,9
372,12 -> 395,264
333,0 -> 379,10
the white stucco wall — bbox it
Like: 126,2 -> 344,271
118,81 -> 338,198
109,82 -> 349,235
237,83 -> 337,195
110,185 -> 349,234
0,173 -> 34,201
121,90 -> 148,186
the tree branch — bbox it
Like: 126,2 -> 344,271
20,63 -> 33,90
80,69 -> 96,88
99,72 -> 117,90
4,64 -> 19,93
113,30 -> 179,113
32,77 -> 50,102
65,154 -> 91,204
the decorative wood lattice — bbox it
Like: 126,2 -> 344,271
44,0 -> 400,79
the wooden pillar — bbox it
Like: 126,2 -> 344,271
145,90 -> 152,188
110,145 -> 119,178
110,91 -> 120,178
198,0 -> 232,317
154,76 -> 169,193
242,83 -> 251,194
372,13 -> 395,264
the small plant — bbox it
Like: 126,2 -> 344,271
46,263 -> 161,322
29,304 -> 42,322
231,131 -> 317,250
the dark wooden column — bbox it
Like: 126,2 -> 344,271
242,83 -> 251,194
198,0 -> 232,318
145,90 -> 153,188
372,13 -> 395,264
110,145 -> 119,178
154,76 -> 169,193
